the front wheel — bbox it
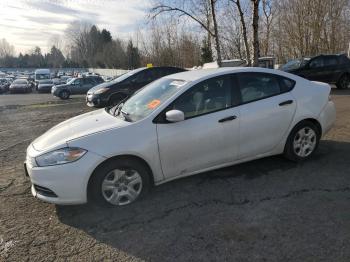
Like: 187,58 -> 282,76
59,90 -> 70,100
284,121 -> 320,162
88,158 -> 151,206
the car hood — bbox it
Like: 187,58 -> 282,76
54,83 -> 69,89
88,81 -> 117,93
32,109 -> 129,151
11,84 -> 27,88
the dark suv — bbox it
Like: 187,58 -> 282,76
282,54 -> 350,89
52,76 -> 104,99
86,66 -> 186,108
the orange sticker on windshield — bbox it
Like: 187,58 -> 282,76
147,99 -> 161,109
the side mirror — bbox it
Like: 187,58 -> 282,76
166,110 -> 185,123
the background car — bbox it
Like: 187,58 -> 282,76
9,79 -> 32,93
86,66 -> 186,108
37,79 -> 54,93
51,76 -> 104,99
282,54 -> 350,89
0,78 -> 10,93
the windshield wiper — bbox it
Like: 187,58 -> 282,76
121,109 -> 132,122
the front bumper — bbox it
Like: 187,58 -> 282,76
86,93 -> 108,108
38,86 -> 53,93
26,145 -> 105,205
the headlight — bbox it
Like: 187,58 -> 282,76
94,87 -> 109,94
35,147 -> 87,167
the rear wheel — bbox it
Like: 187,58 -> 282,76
284,121 -> 320,161
89,158 -> 151,206
336,74 -> 350,89
59,90 -> 70,100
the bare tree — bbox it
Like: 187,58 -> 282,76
150,0 -> 222,66
261,0 -> 274,56
230,0 -> 251,65
251,0 -> 261,66
209,0 -> 222,66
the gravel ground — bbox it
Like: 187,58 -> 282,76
0,90 -> 350,261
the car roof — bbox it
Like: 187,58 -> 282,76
163,67 -> 287,82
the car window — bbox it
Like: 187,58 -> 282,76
74,79 -> 81,85
279,77 -> 296,93
324,56 -> 338,66
164,67 -> 181,76
309,57 -> 324,68
339,55 -> 350,65
133,71 -> 146,83
84,78 -> 94,84
150,68 -> 162,78
171,75 -> 232,119
238,73 -> 281,103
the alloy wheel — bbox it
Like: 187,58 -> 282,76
293,127 -> 317,157
101,168 -> 143,206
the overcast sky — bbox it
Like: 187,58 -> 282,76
0,0 -> 151,54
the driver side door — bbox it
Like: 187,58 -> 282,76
156,74 -> 240,180
70,78 -> 82,94
81,78 -> 95,93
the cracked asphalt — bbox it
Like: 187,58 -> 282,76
0,90 -> 350,261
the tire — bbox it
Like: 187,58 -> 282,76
336,74 -> 350,89
59,90 -> 70,100
109,93 -> 127,107
88,157 -> 151,207
284,121 -> 320,162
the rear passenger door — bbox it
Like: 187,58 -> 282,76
305,56 -> 325,81
322,56 -> 341,82
237,72 -> 296,159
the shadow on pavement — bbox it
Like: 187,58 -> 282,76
56,140 -> 350,261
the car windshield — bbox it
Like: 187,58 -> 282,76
14,80 -> 27,84
40,80 -> 52,84
109,68 -> 145,85
114,78 -> 188,122
67,78 -> 76,84
281,58 -> 310,71
36,74 -> 50,80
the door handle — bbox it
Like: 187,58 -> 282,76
279,100 -> 293,106
218,115 -> 237,123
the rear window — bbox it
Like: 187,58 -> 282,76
324,56 -> 338,66
278,77 -> 296,93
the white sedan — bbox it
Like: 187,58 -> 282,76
25,68 -> 336,206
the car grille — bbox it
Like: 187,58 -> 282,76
33,184 -> 58,198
